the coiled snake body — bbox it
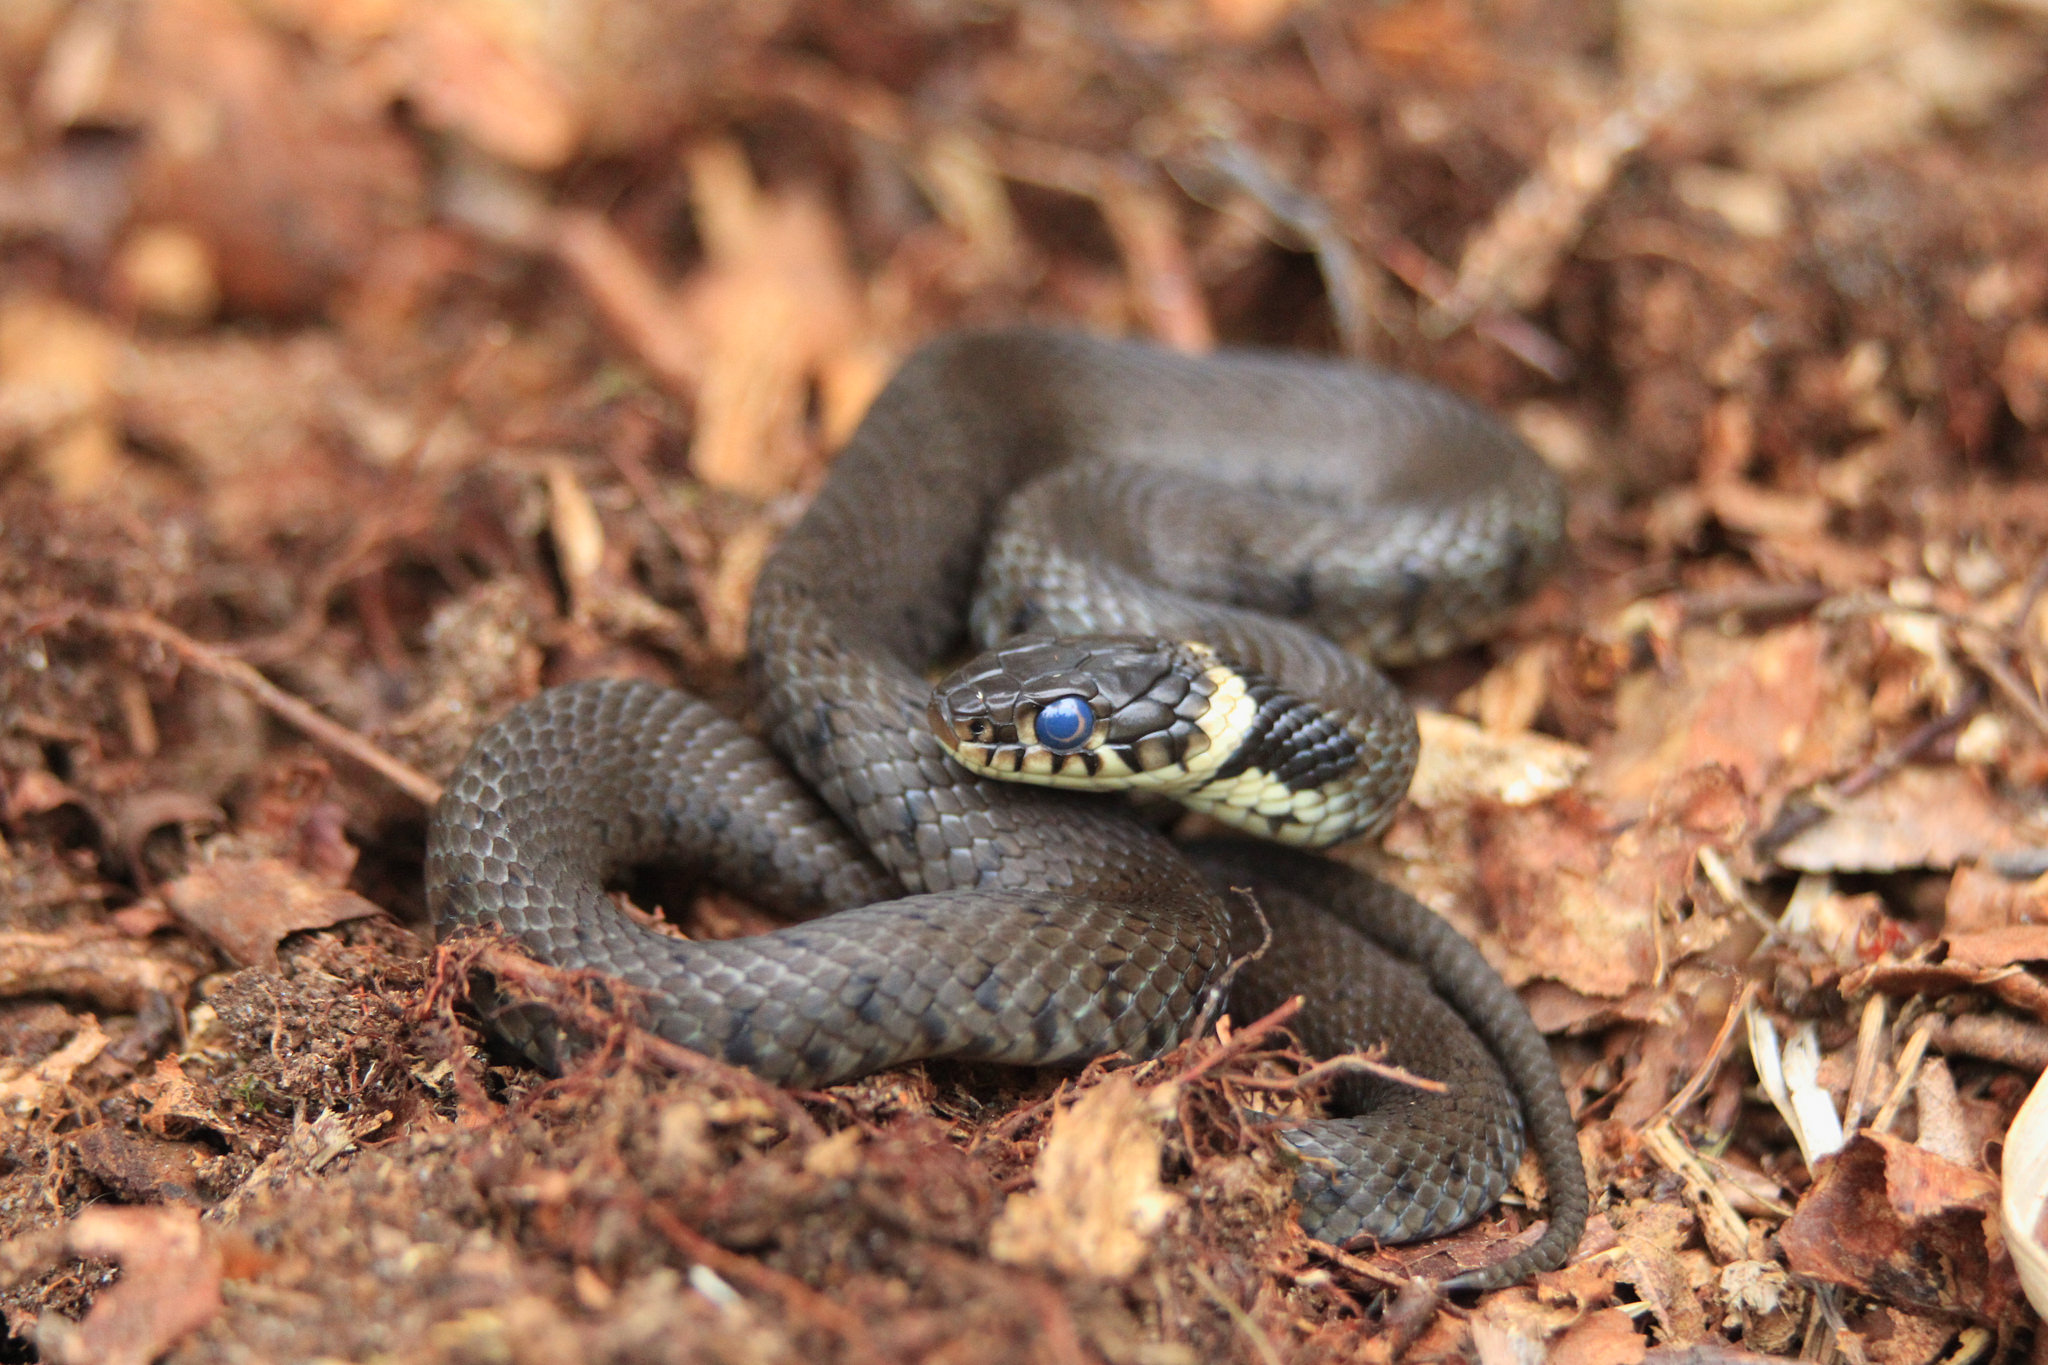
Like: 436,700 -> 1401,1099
426,330 -> 1588,1289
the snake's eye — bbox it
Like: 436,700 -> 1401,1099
1034,695 -> 1094,753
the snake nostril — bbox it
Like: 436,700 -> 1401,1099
968,718 -> 991,741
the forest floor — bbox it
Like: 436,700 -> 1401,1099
4,0 -> 2048,1361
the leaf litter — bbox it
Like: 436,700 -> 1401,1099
2,0 -> 2048,1360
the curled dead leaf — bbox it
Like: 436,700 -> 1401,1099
5,1206 -> 223,1365
1410,710 -> 1588,810
988,1076 -> 1181,1279
1780,1131 -> 2017,1323
162,857 -> 382,969
0,928 -> 205,1013
1774,766 -> 2035,874
0,1019 -> 108,1125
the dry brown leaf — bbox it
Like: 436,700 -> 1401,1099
1097,167 -> 1213,352
550,208 -> 705,388
134,1056 -> 229,1144
1780,1131 -> 2018,1322
988,1075 -> 1181,1279
120,332 -> 408,542
3,767 -> 84,819
111,223 -> 221,324
1588,622 -> 1861,820
0,1018 -> 108,1123
915,128 -> 1026,290
0,293 -> 121,497
1945,864 -> 2048,934
1546,1306 -> 1648,1365
1465,766 -> 1749,998
69,1126 -> 212,1203
1998,321 -> 2048,428
106,788 -> 226,879
545,456 -> 606,622
0,928 -> 206,1013
1774,766 -> 2035,874
1461,641 -> 1560,735
26,1206 -> 224,1365
678,141 -> 873,497
1941,926 -> 2048,971
1844,958 -> 2048,1022
1431,73 -> 1684,331
1702,479 -> 1829,540
1621,0 -> 2039,172
1410,711 -> 1588,810
391,6 -> 581,170
1204,0 -> 1306,42
71,0 -> 427,313
162,857 -> 383,970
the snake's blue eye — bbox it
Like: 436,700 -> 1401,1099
1034,696 -> 1094,753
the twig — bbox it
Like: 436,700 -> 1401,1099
1954,627 -> 2048,740
1186,1263 -> 1284,1365
1652,979 -> 1758,1125
1163,996 -> 1305,1089
1868,1018 -> 1934,1135
1697,848 -> 1777,939
1678,581 -> 1830,626
34,604 -> 442,806
1754,680 -> 1985,861
2008,551 -> 2048,634
1375,237 -> 1575,380
1189,135 -> 1382,355
1839,993 -> 1888,1136
1925,1012 -> 2048,1071
643,1204 -> 885,1364
1189,888 -> 1271,1045
1305,1236 -> 1453,1299
1225,1050 -> 1447,1097
1839,678 -> 1986,798
1640,1118 -> 1751,1265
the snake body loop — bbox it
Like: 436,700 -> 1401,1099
426,329 -> 1587,1289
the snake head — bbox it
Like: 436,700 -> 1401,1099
927,634 -> 1222,785
931,633 -> 1395,849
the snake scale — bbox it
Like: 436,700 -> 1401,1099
425,329 -> 1588,1290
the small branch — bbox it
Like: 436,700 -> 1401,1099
34,604 -> 442,807
1164,995 -> 1304,1089
1925,1012 -> 2048,1072
1190,135 -> 1382,355
1954,628 -> 2048,740
1227,1050 -> 1447,1097
1188,887 -> 1271,1045
643,1204 -> 885,1365
1754,680 -> 1985,861
1375,237 -> 1575,381
1651,979 -> 1758,1125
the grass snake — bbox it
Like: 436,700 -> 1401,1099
425,329 -> 1588,1290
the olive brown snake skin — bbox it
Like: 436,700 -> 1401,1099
425,329 -> 1588,1290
